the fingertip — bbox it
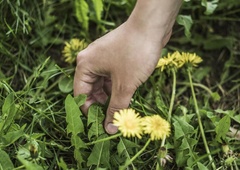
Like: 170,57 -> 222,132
80,96 -> 98,115
105,122 -> 118,134
103,85 -> 135,134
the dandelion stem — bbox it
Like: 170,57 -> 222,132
187,69 -> 216,169
86,133 -> 121,145
161,68 -> 176,148
157,69 -> 176,169
121,138 -> 151,170
168,68 -> 176,123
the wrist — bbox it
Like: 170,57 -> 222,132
127,0 -> 182,45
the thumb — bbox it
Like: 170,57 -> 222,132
104,85 -> 135,134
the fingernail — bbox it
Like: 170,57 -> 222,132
106,123 -> 118,134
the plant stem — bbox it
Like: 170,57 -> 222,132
86,133 -> 121,145
168,68 -> 176,123
161,68 -> 176,148
187,69 -> 216,169
157,69 -> 176,169
13,165 -> 25,170
121,138 -> 151,170
177,82 -> 213,96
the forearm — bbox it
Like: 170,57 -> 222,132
127,0 -> 182,43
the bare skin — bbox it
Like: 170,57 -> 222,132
74,0 -> 182,134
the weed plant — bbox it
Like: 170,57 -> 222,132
0,0 -> 240,169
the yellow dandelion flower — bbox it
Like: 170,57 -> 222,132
113,108 -> 143,139
142,115 -> 170,140
156,51 -> 181,71
62,38 -> 88,64
180,52 -> 203,67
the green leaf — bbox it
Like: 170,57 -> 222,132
87,134 -> 110,168
176,15 -> 193,38
192,66 -> 211,82
206,111 -> 219,124
58,76 -> 73,93
201,0 -> 219,15
71,136 -> 86,150
74,148 -> 85,169
203,35 -> 234,50
92,0 -> 103,21
175,150 -> 188,167
184,167 -> 193,170
57,158 -> 68,170
87,104 -> 105,140
1,124 -> 25,147
215,109 -> 240,124
75,0 -> 89,30
0,92 -> 16,132
211,92 -> 221,101
215,109 -> 234,116
155,90 -> 168,115
117,138 -> 138,169
174,116 -> 198,167
186,156 -> 196,168
197,162 -> 209,170
17,155 -> 44,170
117,138 -> 139,157
215,115 -> 230,143
179,138 -> 198,167
173,116 -> 195,140
65,94 -> 84,135
0,150 -> 14,170
233,114 -> 240,124
179,138 -> 198,151
29,133 -> 45,140
74,94 -> 87,107
65,94 -> 86,168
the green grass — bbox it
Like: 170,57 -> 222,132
0,0 -> 240,169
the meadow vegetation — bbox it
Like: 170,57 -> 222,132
0,0 -> 240,169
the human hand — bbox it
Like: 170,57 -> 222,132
74,21 -> 172,134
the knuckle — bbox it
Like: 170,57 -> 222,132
76,51 -> 87,65
115,83 -> 136,95
108,107 -> 122,116
76,42 -> 97,65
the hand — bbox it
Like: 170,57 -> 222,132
74,20 -> 172,134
